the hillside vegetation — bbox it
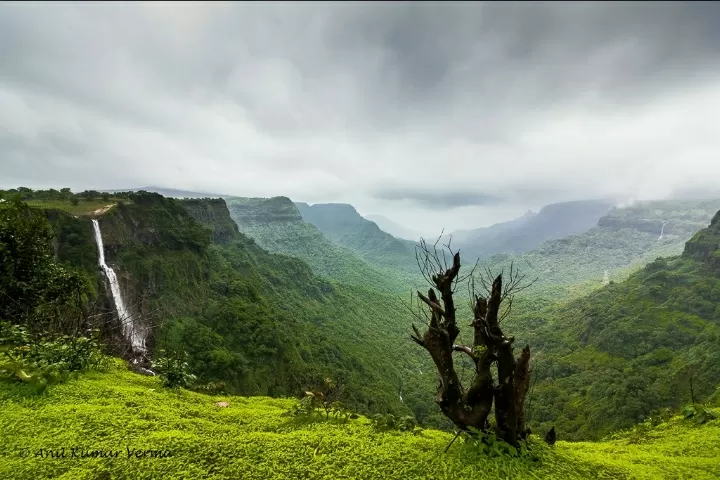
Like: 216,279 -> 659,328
5,187 -> 720,475
476,199 -> 720,316
226,196 -> 422,292
1,363 -> 718,480
2,191 -> 433,421
296,202 -> 420,275
523,209 -> 720,440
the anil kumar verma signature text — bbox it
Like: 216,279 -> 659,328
19,447 -> 174,459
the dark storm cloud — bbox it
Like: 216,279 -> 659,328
1,2 -> 720,231
371,183 -> 588,210
372,188 -> 503,210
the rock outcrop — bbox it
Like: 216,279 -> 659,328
683,209 -> 720,270
178,198 -> 240,244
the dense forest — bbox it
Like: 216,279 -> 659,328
2,187 -> 719,479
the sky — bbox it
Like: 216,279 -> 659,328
2,2 -> 720,235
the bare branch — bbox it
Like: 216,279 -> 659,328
417,290 -> 446,317
452,344 -> 474,358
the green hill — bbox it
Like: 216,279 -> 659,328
226,197 -> 421,292
1,190 -> 434,421
523,208 -> 720,441
5,187 -> 720,477
476,198 -> 720,315
295,202 -> 419,275
1,363 -> 718,480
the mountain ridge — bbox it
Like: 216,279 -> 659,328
295,202 -> 420,275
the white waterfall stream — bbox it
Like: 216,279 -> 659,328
658,222 -> 667,241
92,219 -> 146,354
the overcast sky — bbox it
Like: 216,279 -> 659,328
2,2 -> 720,234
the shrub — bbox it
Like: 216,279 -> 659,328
151,349 -> 197,389
370,413 -> 422,434
287,377 -> 360,422
682,404 -> 717,425
0,321 -> 108,393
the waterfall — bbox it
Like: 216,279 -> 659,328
602,270 -> 610,286
92,219 -> 146,354
658,221 -> 667,241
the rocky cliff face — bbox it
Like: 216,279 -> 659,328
227,196 -> 303,227
177,198 -> 240,244
683,209 -> 720,270
295,201 -> 419,274
295,202 -> 364,231
597,199 -> 720,236
225,196 -> 333,256
225,196 -> 418,290
44,192 -> 216,357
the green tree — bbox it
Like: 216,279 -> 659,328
0,200 -> 92,330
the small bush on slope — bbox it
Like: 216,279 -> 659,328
1,363 -> 717,480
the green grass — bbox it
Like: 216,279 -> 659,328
25,198 -> 129,216
1,362 -> 718,480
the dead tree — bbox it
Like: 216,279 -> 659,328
409,237 -> 535,447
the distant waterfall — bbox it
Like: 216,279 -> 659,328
92,219 -> 146,354
602,270 -> 610,286
658,222 -> 667,241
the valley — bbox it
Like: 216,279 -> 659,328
2,186 -> 719,479
5,4 -> 720,478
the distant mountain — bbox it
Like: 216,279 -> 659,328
363,214 -> 424,242
444,209 -> 537,246
479,198 -> 720,310
225,197 -> 419,291
598,199 -> 720,236
449,199 -> 615,262
296,203 -> 419,274
102,186 -> 228,199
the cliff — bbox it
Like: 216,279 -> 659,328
227,196 -> 303,226
42,208 -> 97,275
597,199 -> 720,236
177,198 -> 240,244
295,202 -> 418,274
226,196 -> 418,291
22,190 -> 418,417
683,209 -> 720,270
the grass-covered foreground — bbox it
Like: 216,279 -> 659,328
1,361 -> 718,480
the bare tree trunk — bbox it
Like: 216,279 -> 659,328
410,248 -> 533,447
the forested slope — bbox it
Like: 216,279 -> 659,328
226,197 -> 422,292
296,202 -> 419,275
524,209 -> 720,440
2,190 -> 425,418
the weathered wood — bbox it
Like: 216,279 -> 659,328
411,250 -> 532,446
